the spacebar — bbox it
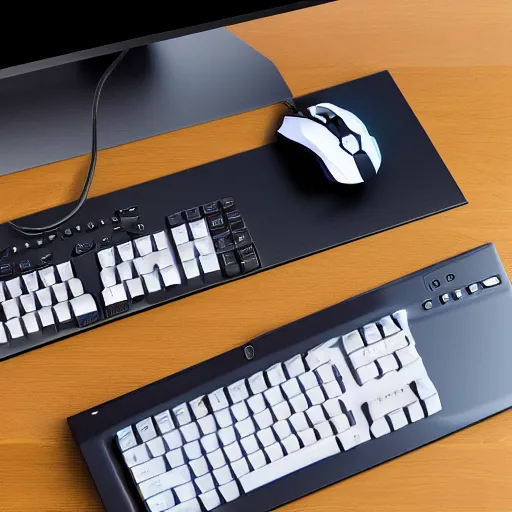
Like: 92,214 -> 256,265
239,437 -> 340,493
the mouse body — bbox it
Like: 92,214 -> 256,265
277,103 -> 381,184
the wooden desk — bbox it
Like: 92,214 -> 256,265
0,1 -> 511,510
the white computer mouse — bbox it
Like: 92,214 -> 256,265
277,102 -> 382,184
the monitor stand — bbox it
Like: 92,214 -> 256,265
0,28 -> 293,177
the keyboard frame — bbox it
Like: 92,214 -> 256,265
68,243 -> 512,512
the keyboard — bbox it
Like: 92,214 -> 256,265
68,243 -> 512,512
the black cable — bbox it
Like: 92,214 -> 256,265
9,50 -> 129,237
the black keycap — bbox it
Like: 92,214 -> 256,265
47,234 -> 57,243
0,262 -> 13,277
220,251 -> 241,277
111,216 -> 120,224
233,229 -> 252,248
39,253 -> 53,266
226,210 -> 245,231
74,241 -> 95,256
207,213 -> 225,232
202,202 -> 220,215
118,206 -> 140,230
76,310 -> 100,328
63,228 -> 73,237
167,213 -> 184,228
86,221 -> 97,232
18,260 -> 33,272
220,197 -> 236,211
99,219 -> 109,227
185,207 -> 201,221
214,234 -> 235,253
101,237 -> 111,247
105,302 -> 130,319
238,245 -> 260,273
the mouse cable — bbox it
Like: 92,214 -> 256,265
9,49 -> 130,237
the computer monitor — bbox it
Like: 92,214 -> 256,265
0,1 -> 334,176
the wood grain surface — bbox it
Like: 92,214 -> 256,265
1,1 -> 511,510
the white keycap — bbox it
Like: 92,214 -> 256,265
22,312 -> 39,334
240,434 -> 259,454
70,294 -> 98,324
126,277 -> 145,299
189,396 -> 209,420
153,231 -> 170,251
241,436 -> 340,493
282,434 -> 301,454
257,427 -> 276,447
173,498 -> 202,512
323,380 -> 343,399
342,329 -> 365,354
273,401 -> 292,421
175,482 -> 196,503
116,262 -> 133,282
396,345 -> 420,367
117,426 -> 137,451
200,433 -> 219,453
299,371 -> 318,391
363,323 -> 382,344
282,378 -> 301,399
248,371 -> 268,394
160,265 -> 181,287
39,266 -> 57,288
228,379 -> 249,403
154,410 -> 174,434
22,272 -> 39,292
316,364 -> 335,384
356,362 -> 379,384
337,427 -> 371,450
323,398 -> 343,418
38,306 -> 55,328
194,236 -> 215,256
306,405 -> 326,425
248,450 -> 267,470
123,444 -> 150,467
247,394 -> 266,414
306,386 -> 326,405
214,409 -> 232,428
146,490 -> 175,512
184,441 -> 202,460
213,465 -> 233,485
298,428 -> 317,446
218,426 -> 237,445
264,386 -> 284,406
36,287 -> 53,307
379,315 -> 400,336
195,473 -> 215,493
371,417 -> 391,438
6,318 -> 24,339
393,309 -> 408,330
266,363 -> 287,386
289,412 -> 309,432
350,331 -> 409,369
142,270 -> 162,294
154,249 -> 175,269
134,235 -> 153,257
231,458 -> 250,478
182,258 -> 200,279
284,354 -> 306,378
190,219 -> 209,240
315,420 -> 334,439
377,354 -> 399,374
330,414 -> 350,434
265,442 -> 284,462
181,423 -> 200,442
254,408 -> 273,429
131,457 -> 166,483
424,393 -> 442,415
138,471 -> 174,499
369,385 -> 417,420
165,448 -> 185,468
136,418 -> 157,442
0,323 -> 6,344
199,489 -> 221,511
6,277 -> 22,298
52,282 -> 69,303
219,480 -> 240,503
163,430 -> 183,450
117,241 -> 135,262
3,298 -> 20,319
273,420 -> 292,440
224,441 -> 243,462
0,282 -> 5,303
199,253 -> 220,274
388,409 -> 408,430
177,241 -> 196,262
56,261 -> 74,281
19,293 -> 37,313
305,345 -> 331,371
235,418 -> 256,437
102,284 -> 128,307
67,278 -> 84,298
207,448 -> 226,469
197,415 -> 216,435
406,401 -> 425,422
231,401 -> 249,421
289,394 -> 308,413
190,456 -> 209,477
172,224 -> 189,246
147,437 -> 166,457
173,403 -> 192,426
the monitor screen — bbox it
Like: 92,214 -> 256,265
1,2 -> 332,76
